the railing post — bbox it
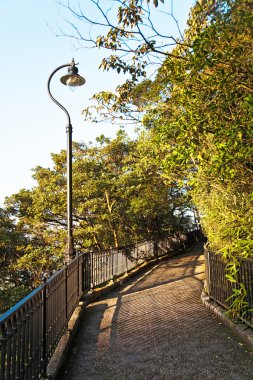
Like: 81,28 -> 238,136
91,251 -> 94,289
111,248 -> 114,281
65,266 -> 68,325
154,239 -> 158,258
114,248 -> 118,277
125,246 -> 128,273
77,254 -> 80,298
136,241 -> 139,266
83,253 -> 89,291
204,245 -> 211,295
88,252 -> 92,290
41,278 -> 47,377
81,254 -> 85,293
0,324 -> 7,379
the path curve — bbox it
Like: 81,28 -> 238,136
58,243 -> 253,380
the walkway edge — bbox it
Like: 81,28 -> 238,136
201,290 -> 253,350
46,250 -> 182,379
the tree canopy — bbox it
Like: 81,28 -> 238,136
0,131 -> 194,312
60,0 -> 252,257
60,0 -> 252,313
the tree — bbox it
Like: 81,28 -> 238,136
60,0 -> 253,260
0,208 -> 30,314
58,0 -> 189,124
145,0 -> 253,258
3,131 -> 193,293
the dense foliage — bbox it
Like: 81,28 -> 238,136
151,1 -> 253,260
0,208 -> 31,312
0,131 -> 194,313
62,0 -> 252,258
60,0 -> 253,313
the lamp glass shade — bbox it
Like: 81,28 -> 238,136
60,74 -> 86,87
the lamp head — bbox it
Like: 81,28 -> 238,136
60,59 -> 86,90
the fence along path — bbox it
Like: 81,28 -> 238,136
0,233 -> 195,380
205,249 -> 253,328
58,243 -> 253,380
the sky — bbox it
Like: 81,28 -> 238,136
0,0 -> 194,206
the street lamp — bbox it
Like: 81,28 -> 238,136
47,59 -> 85,263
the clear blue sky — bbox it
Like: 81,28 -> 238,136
0,0 -> 194,206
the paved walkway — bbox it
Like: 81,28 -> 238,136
58,244 -> 253,379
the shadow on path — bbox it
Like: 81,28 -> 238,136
58,243 -> 253,380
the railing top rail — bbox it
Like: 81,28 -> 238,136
45,252 -> 86,284
206,247 -> 253,264
238,256 -> 253,263
0,284 -> 44,324
46,267 -> 65,283
86,234 -> 184,255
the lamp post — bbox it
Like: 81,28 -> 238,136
47,59 -> 85,263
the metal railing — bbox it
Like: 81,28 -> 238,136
205,248 -> 253,327
0,231 -> 199,379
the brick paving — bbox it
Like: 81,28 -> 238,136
58,244 -> 253,380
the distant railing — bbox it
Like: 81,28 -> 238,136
0,231 -> 200,379
204,248 -> 253,328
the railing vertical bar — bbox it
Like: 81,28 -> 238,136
41,281 -> 47,377
97,253 -> 100,285
24,308 -> 30,380
98,253 -> 100,285
107,251 -> 110,281
248,262 -> 253,322
96,253 -> 99,286
85,253 -> 88,291
85,254 -> 87,290
32,298 -> 39,379
103,252 -> 105,282
65,267 -> 68,324
99,253 -> 102,284
0,324 -> 7,380
6,321 -> 12,380
91,251 -> 94,289
16,312 -> 22,380
250,261 -> 253,323
94,253 -> 96,287
92,252 -> 96,288
27,305 -> 34,380
90,252 -> 93,289
78,255 -> 81,296
11,317 -> 17,380
111,248 -> 114,280
100,253 -> 102,284
102,252 -> 104,283
114,248 -> 117,277
115,248 -> 118,276
125,247 -> 128,273
81,254 -> 85,292
247,261 -> 250,321
20,311 -> 27,379
102,252 -> 105,283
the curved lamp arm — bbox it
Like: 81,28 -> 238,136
47,60 -> 85,263
47,63 -> 72,125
